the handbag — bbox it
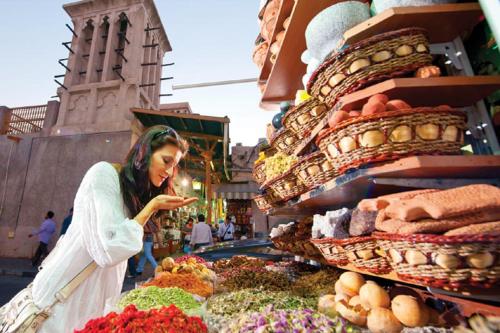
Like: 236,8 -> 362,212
0,261 -> 97,333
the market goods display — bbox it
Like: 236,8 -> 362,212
269,127 -> 300,155
282,97 -> 328,139
371,0 -> 457,15
213,255 -> 266,273
290,268 -> 342,297
317,105 -> 466,174
154,256 -> 216,282
143,272 -> 213,298
270,218 -> 320,257
307,28 -> 432,108
294,151 -> 337,189
254,190 -> 281,212
174,254 -> 207,265
207,288 -> 317,317
263,152 -> 298,181
222,306 -> 363,333
118,286 -> 201,313
75,304 -> 207,333
218,266 -> 291,292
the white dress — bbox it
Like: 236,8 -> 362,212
32,162 -> 144,332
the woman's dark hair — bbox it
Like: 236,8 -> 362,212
119,125 -> 188,216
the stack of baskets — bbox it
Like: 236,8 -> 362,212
294,151 -> 337,188
270,127 -> 300,155
282,98 -> 329,139
254,189 -> 281,212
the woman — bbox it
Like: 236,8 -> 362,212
29,125 -> 197,332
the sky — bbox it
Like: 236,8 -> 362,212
0,0 -> 272,146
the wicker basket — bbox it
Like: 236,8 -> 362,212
253,161 -> 267,185
307,27 -> 432,108
270,127 -> 301,155
340,236 -> 392,274
375,232 -> 500,289
254,190 -> 281,212
294,151 -> 337,189
317,107 -> 466,175
310,238 -> 349,266
282,98 -> 328,139
265,164 -> 308,201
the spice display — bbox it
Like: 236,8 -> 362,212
174,254 -> 207,265
291,269 -> 342,297
207,288 -> 317,317
155,256 -> 216,282
213,255 -> 266,273
219,267 -> 290,292
223,306 -> 363,333
75,304 -> 207,333
118,286 -> 201,313
264,152 -> 298,180
143,272 -> 213,298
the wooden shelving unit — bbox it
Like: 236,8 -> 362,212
293,76 -> 500,155
343,3 -> 483,45
268,155 -> 500,216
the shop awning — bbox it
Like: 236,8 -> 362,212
213,182 -> 259,200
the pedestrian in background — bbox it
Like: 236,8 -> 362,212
135,218 -> 160,276
29,211 -> 57,267
190,214 -> 213,250
60,207 -> 73,236
218,216 -> 235,242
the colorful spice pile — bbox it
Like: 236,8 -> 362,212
155,256 -> 216,282
223,305 -> 361,333
213,255 -> 266,273
75,304 -> 207,333
207,288 -> 317,317
291,268 -> 342,297
218,267 -> 290,292
174,254 -> 207,265
118,286 -> 201,313
143,272 -> 214,298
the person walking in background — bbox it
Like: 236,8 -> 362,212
190,214 -> 213,250
181,217 -> 194,253
60,207 -> 74,236
218,216 -> 235,242
29,211 -> 57,267
136,218 -> 161,276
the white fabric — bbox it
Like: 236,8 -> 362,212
218,223 -> 235,240
189,222 -> 213,245
31,162 -> 144,332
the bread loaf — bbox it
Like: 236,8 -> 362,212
358,189 -> 440,212
385,185 -> 500,221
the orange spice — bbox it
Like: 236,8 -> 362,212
143,272 -> 213,298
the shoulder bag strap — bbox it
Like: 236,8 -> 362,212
49,262 -> 98,309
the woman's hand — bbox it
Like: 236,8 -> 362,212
134,195 -> 198,226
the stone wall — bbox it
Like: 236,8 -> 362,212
0,131 -> 132,258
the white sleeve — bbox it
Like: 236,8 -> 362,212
76,162 -> 143,267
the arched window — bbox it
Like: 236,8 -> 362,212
73,19 -> 94,85
92,16 -> 109,82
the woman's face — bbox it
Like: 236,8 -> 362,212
149,143 -> 182,187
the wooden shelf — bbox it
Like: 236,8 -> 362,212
258,0 -> 295,83
268,155 -> 500,216
260,0 -> 341,107
344,3 -> 483,45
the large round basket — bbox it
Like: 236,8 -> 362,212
264,164 -> 308,202
253,160 -> 267,185
375,232 -> 500,290
254,190 -> 281,212
270,127 -> 300,155
294,151 -> 337,189
316,107 -> 466,175
282,98 -> 328,139
307,27 -> 432,108
310,238 -> 349,266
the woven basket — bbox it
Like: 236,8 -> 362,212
310,238 -> 349,266
375,232 -> 500,289
265,164 -> 308,201
307,27 -> 432,108
339,236 -> 392,274
270,127 -> 301,155
282,98 -> 328,139
253,161 -> 267,185
294,151 -> 337,189
254,190 -> 281,212
317,107 -> 466,174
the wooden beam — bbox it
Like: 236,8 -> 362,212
132,107 -> 230,123
176,130 -> 223,142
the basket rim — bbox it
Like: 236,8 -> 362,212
306,27 -> 429,92
315,107 -> 466,146
260,160 -> 301,190
373,231 -> 500,244
282,98 -> 322,124
310,236 -> 374,245
270,127 -> 294,146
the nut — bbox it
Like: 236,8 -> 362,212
349,58 -> 371,74
311,105 -> 327,117
347,251 -> 358,261
442,125 -> 458,142
466,252 -> 494,269
284,181 -> 295,191
285,136 -> 296,145
416,124 -> 439,140
299,170 -> 308,180
435,253 -> 460,269
405,250 -> 428,266
357,250 -> 374,260
360,130 -> 385,147
297,113 -> 311,125
307,165 -> 321,176
327,144 -> 340,158
339,136 -> 357,153
321,85 -> 332,96
389,249 -> 404,264
372,50 -> 392,63
328,73 -> 346,87
416,44 -> 428,53
278,142 -> 287,149
389,125 -> 412,143
395,45 -> 413,57
321,160 -> 333,171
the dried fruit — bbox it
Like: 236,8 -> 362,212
392,295 -> 430,327
359,281 -> 390,309
368,307 -> 404,333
